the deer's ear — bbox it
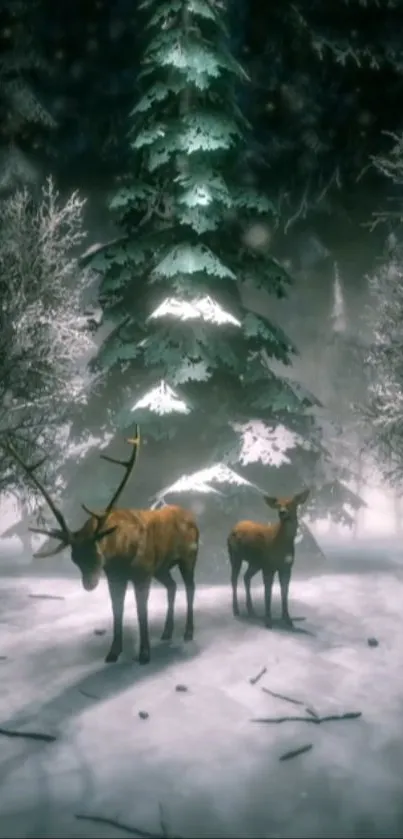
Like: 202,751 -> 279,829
94,526 -> 117,543
263,495 -> 278,509
295,488 -> 310,505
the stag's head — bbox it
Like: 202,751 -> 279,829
263,488 -> 310,522
3,429 -> 140,592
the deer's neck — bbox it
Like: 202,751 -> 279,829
275,519 -> 298,545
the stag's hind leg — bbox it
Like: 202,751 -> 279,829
228,542 -> 242,616
132,576 -> 152,664
105,572 -> 128,663
178,560 -> 196,642
154,568 -> 177,642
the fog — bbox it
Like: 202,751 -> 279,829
0,206 -> 398,566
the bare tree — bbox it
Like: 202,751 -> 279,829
0,176 -> 95,504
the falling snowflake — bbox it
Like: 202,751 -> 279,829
149,296 -> 240,326
131,380 -> 190,415
242,222 -> 272,251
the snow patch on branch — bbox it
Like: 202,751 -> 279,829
153,462 -> 256,505
236,421 -> 304,466
149,295 -> 241,326
131,380 -> 190,415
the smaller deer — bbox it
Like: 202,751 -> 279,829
227,489 -> 310,629
4,430 -> 199,665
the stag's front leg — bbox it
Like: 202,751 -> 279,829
133,576 -> 151,664
105,572 -> 128,663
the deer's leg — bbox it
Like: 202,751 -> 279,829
178,560 -> 196,641
132,576 -> 152,664
154,568 -> 177,642
105,572 -> 128,663
262,569 -> 275,629
278,562 -> 293,627
229,546 -> 242,616
244,564 -> 260,617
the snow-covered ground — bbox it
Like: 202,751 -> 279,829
0,560 -> 403,839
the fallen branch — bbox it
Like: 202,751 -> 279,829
261,687 -> 305,706
0,726 -> 56,742
29,594 -> 65,601
261,687 -> 320,717
251,711 -> 362,725
79,689 -> 99,700
75,812 -> 184,838
75,814 -> 160,837
279,743 -> 313,761
159,804 -> 168,838
305,707 -> 319,719
249,666 -> 267,685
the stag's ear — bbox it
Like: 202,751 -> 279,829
94,526 -> 117,543
295,488 -> 310,505
263,495 -> 278,509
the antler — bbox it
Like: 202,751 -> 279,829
81,426 -> 140,521
3,441 -> 72,545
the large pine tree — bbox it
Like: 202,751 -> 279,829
88,0 -> 358,528
0,0 -> 56,193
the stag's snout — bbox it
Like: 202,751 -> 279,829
81,570 -> 101,591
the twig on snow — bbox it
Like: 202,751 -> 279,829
75,812 -> 184,838
305,707 -> 319,719
249,666 -> 267,685
251,711 -> 362,725
279,743 -> 313,761
0,726 -> 56,742
159,803 -> 169,837
79,689 -> 99,700
75,814 -> 160,837
29,593 -> 65,601
261,687 -> 320,718
261,687 -> 305,706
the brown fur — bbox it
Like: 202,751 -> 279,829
4,434 -> 199,665
88,505 -> 199,577
66,504 -> 199,664
228,490 -> 310,628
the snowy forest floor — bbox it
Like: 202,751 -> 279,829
0,555 -> 403,839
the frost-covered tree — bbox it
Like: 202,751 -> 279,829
351,132 -> 403,487
357,249 -> 403,486
87,0 -> 358,530
0,177 -> 95,510
0,0 -> 55,193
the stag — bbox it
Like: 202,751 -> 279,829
227,490 -> 310,629
4,429 -> 199,664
